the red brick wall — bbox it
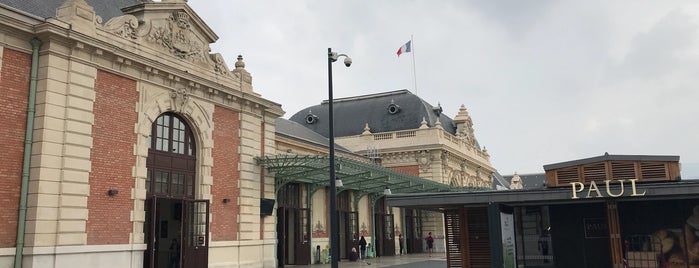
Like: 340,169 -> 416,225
211,106 -> 239,241
389,165 -> 420,176
0,48 -> 31,247
87,70 -> 137,245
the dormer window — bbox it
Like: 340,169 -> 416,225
305,113 -> 319,124
387,103 -> 401,114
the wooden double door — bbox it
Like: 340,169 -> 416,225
277,183 -> 311,266
374,198 -> 395,256
144,197 -> 210,268
405,209 -> 423,254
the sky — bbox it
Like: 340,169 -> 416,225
187,0 -> 699,178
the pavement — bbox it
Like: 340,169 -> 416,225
289,253 -> 447,268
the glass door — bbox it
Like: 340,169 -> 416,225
183,200 -> 209,268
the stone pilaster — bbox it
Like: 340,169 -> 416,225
27,47 -> 97,247
237,112 -> 263,241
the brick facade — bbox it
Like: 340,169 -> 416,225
211,106 -> 240,241
0,48 -> 31,247
389,165 -> 420,177
86,70 -> 137,245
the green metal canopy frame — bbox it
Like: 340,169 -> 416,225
255,154 -> 488,195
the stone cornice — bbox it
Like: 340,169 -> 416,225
0,2 -> 285,119
0,5 -> 45,34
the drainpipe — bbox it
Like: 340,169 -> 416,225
15,37 -> 42,268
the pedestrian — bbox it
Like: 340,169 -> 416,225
425,232 -> 434,257
359,236 -> 367,260
169,238 -> 180,268
398,234 -> 404,255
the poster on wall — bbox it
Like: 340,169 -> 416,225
583,218 -> 609,238
501,212 -> 516,268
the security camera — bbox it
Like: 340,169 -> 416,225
344,57 -> 352,67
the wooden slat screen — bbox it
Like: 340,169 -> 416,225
583,162 -> 607,183
445,209 -> 464,268
640,162 -> 668,180
467,207 -> 490,268
610,161 -> 635,180
556,167 -> 580,185
547,159 -> 679,187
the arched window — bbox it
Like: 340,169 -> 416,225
149,113 -> 196,156
146,113 -> 196,198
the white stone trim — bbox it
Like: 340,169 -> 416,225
131,87 -> 215,244
0,247 -> 15,256
23,244 -> 146,255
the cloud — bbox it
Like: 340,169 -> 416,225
190,1 -> 699,178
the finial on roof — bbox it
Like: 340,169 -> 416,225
235,55 -> 246,69
434,119 -> 443,130
419,117 -> 429,129
362,123 -> 372,135
510,173 -> 523,190
433,103 -> 443,115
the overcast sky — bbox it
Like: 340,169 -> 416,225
188,0 -> 699,178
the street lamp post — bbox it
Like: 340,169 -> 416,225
327,47 -> 351,268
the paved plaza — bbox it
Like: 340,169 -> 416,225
295,253 -> 447,268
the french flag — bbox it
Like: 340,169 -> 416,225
397,40 -> 411,57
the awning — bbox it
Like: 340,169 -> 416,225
255,154 -> 488,195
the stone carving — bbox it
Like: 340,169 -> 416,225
103,15 -> 139,39
170,88 -> 189,112
148,12 -> 206,62
313,220 -> 327,237
210,53 -> 230,75
417,150 -> 431,173
360,222 -> 370,237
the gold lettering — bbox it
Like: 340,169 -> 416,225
629,179 -> 646,196
570,182 -> 584,199
605,179 -> 624,197
587,180 -> 602,198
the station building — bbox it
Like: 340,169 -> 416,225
0,0 -> 283,267
0,0 -> 498,267
263,90 -> 496,265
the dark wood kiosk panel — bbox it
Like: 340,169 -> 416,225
387,154 -> 697,268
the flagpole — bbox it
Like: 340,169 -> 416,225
411,34 -> 418,96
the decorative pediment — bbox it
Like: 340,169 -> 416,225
101,2 -> 229,72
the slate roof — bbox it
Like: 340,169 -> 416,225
491,172 -> 511,189
275,118 -> 351,153
288,89 -> 458,138
0,0 -> 143,21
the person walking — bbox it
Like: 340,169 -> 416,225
168,238 -> 180,268
359,236 -> 368,260
425,232 -> 434,258
398,234 -> 404,255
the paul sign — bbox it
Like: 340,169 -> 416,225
570,179 -> 646,199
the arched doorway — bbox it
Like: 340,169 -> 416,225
405,209 -> 423,254
144,113 -> 209,268
374,197 -> 395,256
337,191 -> 358,260
276,183 -> 310,266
